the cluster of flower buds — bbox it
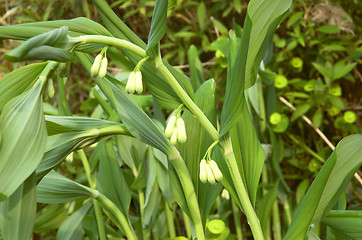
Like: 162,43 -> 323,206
165,114 -> 187,145
125,70 -> 143,94
91,53 -> 108,79
199,159 -> 223,184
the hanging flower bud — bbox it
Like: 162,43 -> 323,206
46,78 -> 55,98
98,57 -> 108,79
199,159 -> 208,183
125,72 -> 136,93
221,189 -> 229,200
206,162 -> 216,184
170,128 -> 178,145
135,71 -> 143,94
209,160 -> 223,181
176,117 -> 187,143
91,54 -> 102,78
165,115 -> 177,138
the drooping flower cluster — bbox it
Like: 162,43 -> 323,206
125,56 -> 149,94
165,114 -> 187,145
199,159 -> 223,184
91,53 -> 108,79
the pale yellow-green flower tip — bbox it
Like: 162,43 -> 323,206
135,71 -> 143,94
176,117 -> 187,143
207,219 -> 225,235
206,162 -> 216,184
98,57 -> 108,79
91,54 -> 102,78
199,159 -> 208,183
170,128 -> 178,145
221,189 -> 229,200
165,115 -> 177,138
125,72 -> 136,93
209,160 -> 223,181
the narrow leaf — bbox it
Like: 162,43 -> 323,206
323,210 -> 362,239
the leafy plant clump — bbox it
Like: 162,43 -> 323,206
0,0 -> 361,240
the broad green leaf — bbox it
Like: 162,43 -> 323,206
284,134 -> 362,240
97,140 -> 131,216
332,61 -> 357,80
177,79 -> 221,224
0,173 -> 37,240
37,171 -> 95,204
56,203 -> 92,240
322,210 -> 362,239
230,100 -> 265,206
291,103 -> 311,121
0,79 -> 47,200
256,181 -> 279,235
187,45 -> 204,91
34,205 -> 68,233
312,62 -> 332,80
0,62 -> 47,113
244,0 -> 292,89
146,0 -> 168,59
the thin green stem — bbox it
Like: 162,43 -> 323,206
286,133 -> 325,163
57,76 -> 72,116
231,199 -> 243,240
76,35 -> 147,58
168,147 -> 205,240
165,199 -> 176,239
92,88 -> 114,116
222,137 -> 264,240
157,63 -> 219,141
138,190 -> 149,240
77,150 -> 106,240
261,166 -> 271,240
272,200 -> 282,240
95,192 -> 137,240
283,201 -> 292,227
257,77 -> 266,136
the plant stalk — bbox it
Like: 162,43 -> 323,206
231,199 -> 243,240
165,199 -> 176,239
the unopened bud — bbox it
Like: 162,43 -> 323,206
165,115 -> 177,138
125,72 -> 136,93
199,159 -> 207,183
221,189 -> 229,200
206,162 -> 216,184
209,160 -> 223,181
91,54 -> 102,78
46,79 -> 55,98
135,71 -> 143,94
176,117 -> 187,143
170,129 -> 178,145
98,57 -> 108,79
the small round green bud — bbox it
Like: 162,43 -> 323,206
290,57 -> 303,69
135,71 -> 143,94
199,159 -> 208,183
274,75 -> 288,89
328,84 -> 342,96
207,219 -> 225,235
91,54 -> 102,78
165,115 -> 177,138
98,57 -> 108,79
269,112 -> 282,125
170,128 -> 178,145
304,80 -> 315,92
206,162 -> 216,184
209,160 -> 223,181
328,106 -> 341,116
125,72 -> 136,93
58,62 -> 70,78
343,111 -> 356,123
176,117 -> 187,143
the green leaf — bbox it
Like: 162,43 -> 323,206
0,80 -> 47,200
0,62 -> 47,113
34,205 -> 68,233
187,45 -> 204,91
146,0 -> 168,59
322,210 -> 362,239
37,171 -> 95,204
313,62 -> 332,80
284,134 -> 362,240
230,100 -> 265,206
332,60 -> 357,80
316,25 -> 340,34
287,11 -> 304,28
97,140 -> 131,216
197,2 -> 207,30
56,203 -> 92,240
291,103 -> 311,121
0,172 -> 37,240
245,0 -> 292,89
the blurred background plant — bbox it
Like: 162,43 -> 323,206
0,0 -> 361,239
